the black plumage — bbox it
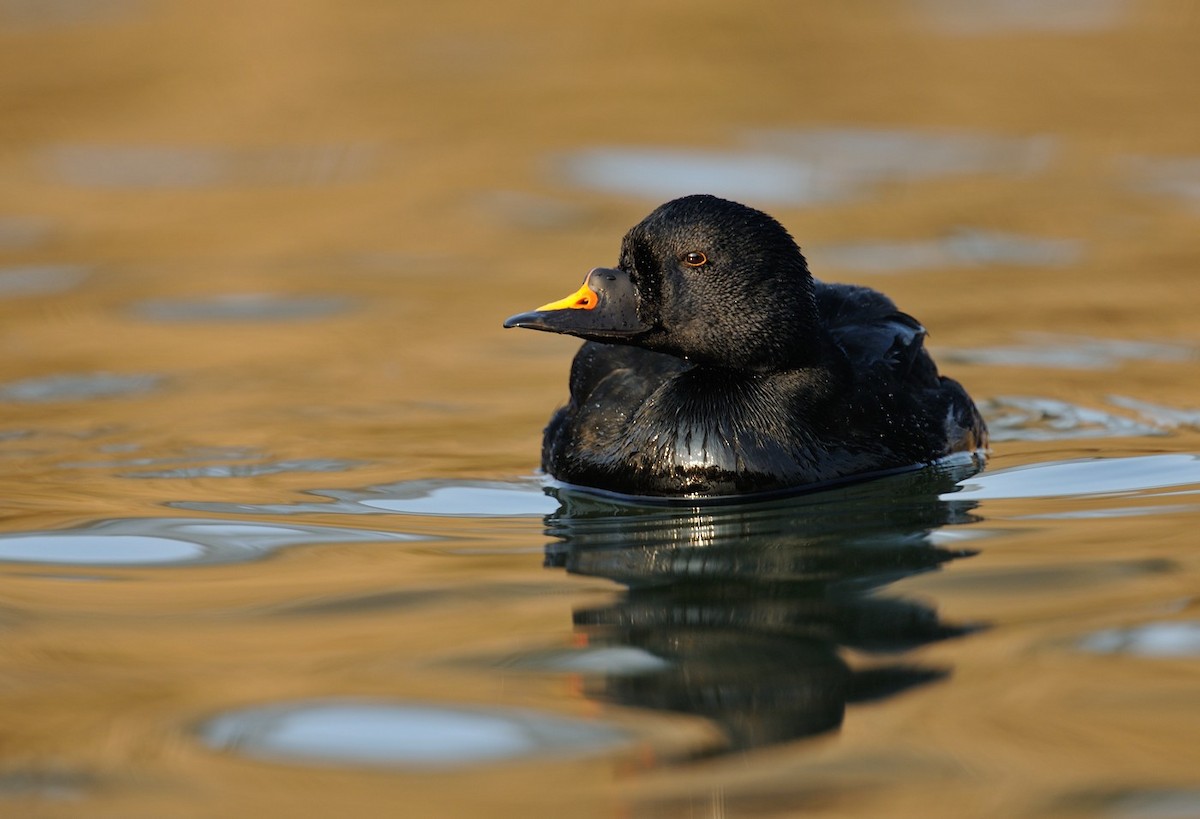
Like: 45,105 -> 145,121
505,195 -> 987,498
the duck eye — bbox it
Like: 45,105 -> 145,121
682,252 -> 708,268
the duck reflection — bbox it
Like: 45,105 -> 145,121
543,461 -> 984,757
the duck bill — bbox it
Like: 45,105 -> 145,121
503,267 -> 650,340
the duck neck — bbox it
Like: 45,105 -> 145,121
693,324 -> 843,376
684,337 -> 847,389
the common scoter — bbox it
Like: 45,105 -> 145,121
504,195 -> 987,498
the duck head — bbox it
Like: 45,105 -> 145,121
504,194 -> 822,371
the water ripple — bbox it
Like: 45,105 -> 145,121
0,372 -> 164,403
0,264 -> 89,297
172,478 -> 558,518
1058,788 -> 1200,819
200,699 -> 628,768
1106,396 -> 1200,430
131,293 -> 355,323
1125,155 -> 1200,211
814,230 -> 1081,274
120,459 -> 359,479
557,128 -> 1054,205
0,216 -> 53,249
1078,621 -> 1200,658
46,144 -> 377,189
0,517 -> 422,567
914,0 -> 1128,33
981,396 -> 1163,442
946,454 -> 1200,501
945,334 -> 1196,370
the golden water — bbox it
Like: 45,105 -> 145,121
1,1 -> 1198,816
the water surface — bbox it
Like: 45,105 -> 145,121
0,2 -> 1198,817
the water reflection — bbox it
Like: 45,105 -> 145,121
131,293 -> 355,323
0,517 -> 424,567
557,128 -> 1053,206
0,264 -> 89,298
1106,396 -> 1200,430
1124,155 -> 1200,211
201,699 -> 628,768
944,334 -> 1196,370
1079,621 -> 1200,658
1057,787 -> 1200,819
120,458 -> 359,479
45,144 -> 377,189
913,0 -> 1128,33
0,216 -> 53,249
542,463 -> 983,758
0,372 -> 164,403
948,454 -> 1200,501
814,230 -> 1081,274
0,0 -> 140,27
976,395 -> 1200,442
981,396 -> 1164,441
174,478 -> 559,517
